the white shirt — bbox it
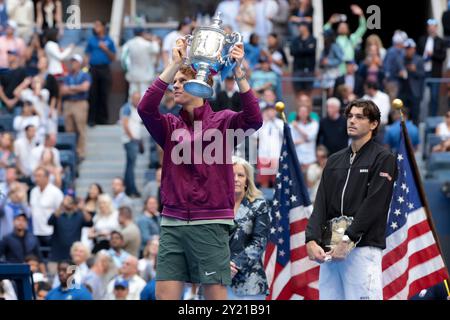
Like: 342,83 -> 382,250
162,30 -> 183,65
105,275 -> 146,300
215,0 -> 240,32
122,36 -> 160,83
14,136 -> 38,176
290,120 -> 319,165
120,103 -> 143,144
13,115 -> 40,139
30,145 -> 61,172
254,0 -> 278,45
30,183 -> 64,236
45,41 -> 73,75
93,211 -> 120,235
7,0 -> 35,28
423,36 -> 434,72
254,117 -> 284,159
363,91 -> 391,125
436,122 -> 450,140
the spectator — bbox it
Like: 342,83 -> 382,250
90,194 -> 119,253
35,55 -> 59,113
0,210 -> 43,265
0,49 -> 26,112
120,91 -> 143,198
249,56 -> 279,95
319,29 -> 344,95
45,260 -> 93,300
0,181 -> 30,240
290,105 -> 319,170
290,21 -> 316,97
362,81 -> 391,135
364,34 -> 386,61
105,255 -> 146,300
111,278 -> 129,300
47,189 -> 93,261
36,0 -> 63,35
14,125 -> 38,182
358,40 -> 385,90
60,54 -> 91,160
417,18 -> 447,116
212,75 -> 242,112
288,0 -> 314,38
111,177 -> 133,211
136,197 -> 161,255
30,166 -> 64,248
85,20 -> 116,126
106,230 -> 129,269
82,251 -> 112,300
52,241 -> 91,288
7,0 -> 34,44
334,60 -> 364,98
43,28 -> 74,78
138,235 -> 159,282
269,0 -> 290,45
25,254 -> 47,289
236,0 -> 256,43
0,133 -> 16,182
254,0 -> 279,48
383,30 -> 408,101
335,84 -> 357,107
36,281 -> 52,300
118,206 -> 141,258
141,169 -> 162,212
84,183 -> 103,216
323,5 -> 367,75
30,133 -> 61,173
36,148 -> 62,188
399,38 -> 425,124
384,109 -> 419,153
0,21 -> 26,69
316,97 -> 349,155
432,110 -> 450,152
24,33 -> 44,77
161,17 -> 192,67
244,33 -> 261,70
0,166 -> 18,202
306,145 -> 328,203
140,278 -> 156,300
13,100 -> 41,139
121,28 -> 160,98
288,93 -> 320,123
215,0 -> 240,32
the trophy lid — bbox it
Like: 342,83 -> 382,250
210,12 -> 223,29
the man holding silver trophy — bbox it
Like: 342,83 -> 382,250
137,13 -> 262,300
305,100 -> 397,300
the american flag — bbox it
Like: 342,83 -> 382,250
263,124 -> 319,300
382,121 -> 449,299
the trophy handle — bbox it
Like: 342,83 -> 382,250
183,35 -> 194,65
225,32 -> 243,45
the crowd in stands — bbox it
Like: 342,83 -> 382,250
1,0 -> 450,300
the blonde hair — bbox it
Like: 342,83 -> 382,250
70,241 -> 91,262
96,193 -> 115,217
365,34 -> 384,55
232,156 -> 262,203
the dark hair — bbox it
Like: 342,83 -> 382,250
110,230 -> 124,240
118,206 -> 133,219
25,124 -> 36,132
249,33 -> 259,45
84,183 -> 103,202
365,81 -> 378,91
36,281 -> 52,293
344,99 -> 381,137
44,28 -> 59,43
25,255 -> 39,263
58,260 -> 74,268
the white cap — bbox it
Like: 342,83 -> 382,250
71,54 -> 83,64
7,20 -> 17,30
392,30 -> 408,45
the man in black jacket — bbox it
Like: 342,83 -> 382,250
306,99 -> 397,300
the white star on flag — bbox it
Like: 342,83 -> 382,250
394,209 -> 401,216
282,151 -> 287,157
408,203 -> 414,210
279,250 -> 285,257
290,195 -> 297,202
272,199 -> 279,206
283,164 -> 288,170
277,183 -> 282,189
275,211 -> 281,219
278,226 -> 283,233
397,154 -> 404,161
278,238 -> 284,245
284,188 -> 290,195
270,227 -> 276,234
398,196 -> 404,204
391,222 -> 398,229
401,183 -> 407,191
283,176 -> 289,182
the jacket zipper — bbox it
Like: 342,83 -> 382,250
340,152 -> 356,216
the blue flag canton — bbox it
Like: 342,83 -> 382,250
386,135 -> 422,238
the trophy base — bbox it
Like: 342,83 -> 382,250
184,80 -> 213,99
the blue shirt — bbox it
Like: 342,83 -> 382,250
63,71 -> 91,101
107,248 -> 130,268
85,35 -> 116,66
0,230 -> 42,263
46,285 -> 93,300
140,279 -> 156,300
384,120 -> 420,152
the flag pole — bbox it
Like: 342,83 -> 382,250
275,101 -> 287,124
392,99 -> 450,296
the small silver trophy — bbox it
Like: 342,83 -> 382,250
324,216 -> 354,250
184,12 -> 243,98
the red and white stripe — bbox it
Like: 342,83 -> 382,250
264,205 -> 320,300
382,207 -> 448,300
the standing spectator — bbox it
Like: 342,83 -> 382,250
288,0 -> 314,38
269,0 -> 290,45
120,92 -> 143,198
8,0 -> 35,44
136,196 -> 161,255
290,21 -> 316,97
306,145 -> 328,203
14,125 -> 38,181
215,0 -> 240,32
0,133 -> 16,182
0,181 -> 30,240
254,0 -> 278,48
359,41 -> 385,90
90,194 -> 119,253
30,166 -> 64,248
316,98 -> 348,156
384,109 -> 419,153
106,230 -> 129,269
105,256 -> 146,300
263,33 -> 287,77
229,156 -> 269,299
47,189 -> 93,262
36,0 -> 63,35
138,236 -> 159,282
364,34 -> 386,61
161,18 -> 192,67
236,0 -> 256,43
383,30 -> 408,102
0,50 -> 26,113
85,20 -> 116,126
60,54 -> 91,160
45,260 -> 93,300
0,21 -> 26,69
24,33 -> 44,77
334,60 -> 364,98
324,5 -> 367,75
0,166 -> 18,204
212,75 -> 241,112
118,206 -> 141,258
399,39 -> 425,124
43,28 -> 74,78
417,18 -> 447,116
111,177 -> 133,211
82,251 -> 112,300
319,29 -> 344,95
35,55 -> 59,113
121,28 -> 160,98
290,105 -> 319,170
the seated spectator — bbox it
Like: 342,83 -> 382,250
118,206 -> 141,258
359,41 -> 385,90
25,254 -> 48,292
362,81 -> 391,128
0,21 -> 26,70
0,181 -> 31,240
243,33 -> 261,70
136,197 -> 161,255
263,33 -> 288,76
0,49 -> 27,113
48,189 -> 93,262
112,278 -> 129,300
36,148 -> 63,188
290,105 -> 319,171
138,235 -> 159,282
306,145 -> 328,203
36,281 -> 52,300
432,110 -> 450,152
335,84 -> 357,107
140,278 -> 156,300
288,94 -> 320,123
211,75 -> 241,112
13,100 -> 41,139
105,255 -> 146,300
46,260 -> 93,300
142,169 -> 162,211
334,60 -> 364,98
0,166 -> 19,204
0,133 -> 16,182
90,194 -> 119,253
111,177 -> 133,212
384,109 -> 419,152
82,251 -> 113,300
249,56 -> 279,97
0,210 -> 43,267
81,183 -> 103,250
107,230 -> 129,269
30,133 -> 61,173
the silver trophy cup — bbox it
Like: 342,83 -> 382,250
184,12 -> 242,98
